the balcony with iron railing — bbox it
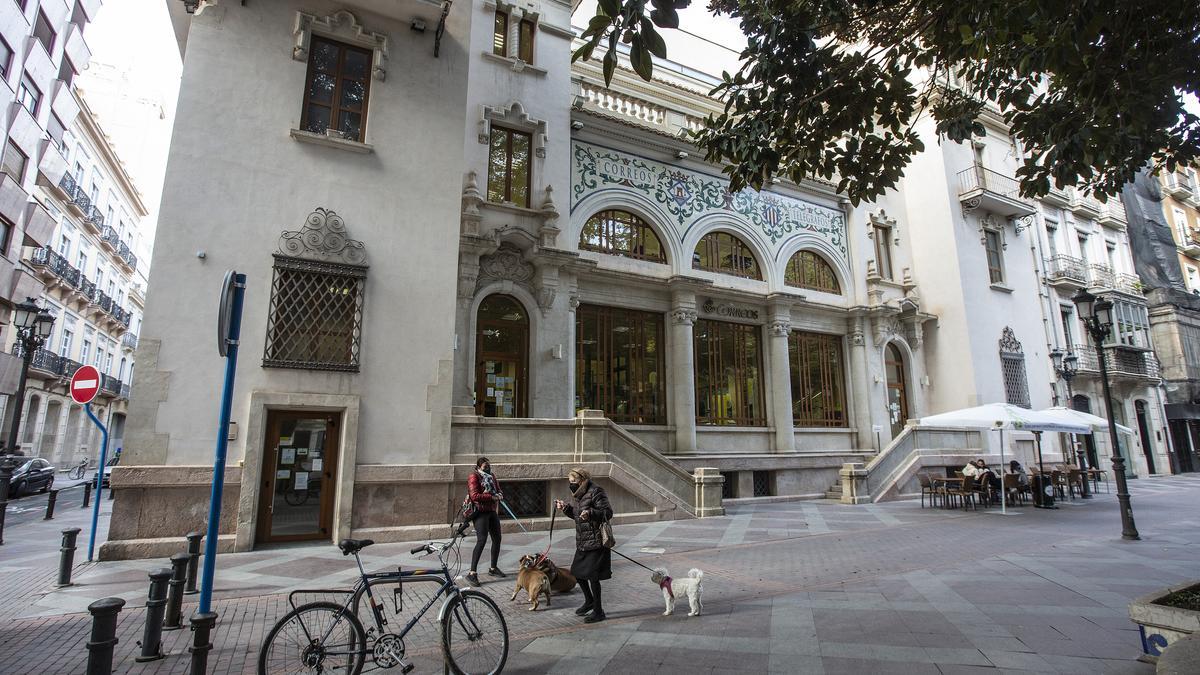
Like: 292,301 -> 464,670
68,183 -> 93,216
1183,230 -> 1200,258
121,332 -> 137,351
56,172 -> 78,202
1164,171 -> 1195,199
1073,344 -> 1160,381
1068,188 -> 1102,219
78,277 -> 98,304
1087,264 -> 1143,295
1044,255 -> 1088,289
956,165 -> 1037,218
100,225 -> 120,252
1097,198 -> 1128,228
60,359 -> 83,380
82,204 -> 105,233
112,305 -> 131,328
119,383 -> 131,400
28,247 -> 82,288
100,374 -> 121,397
116,241 -> 137,271
12,345 -> 63,379
96,290 -> 113,314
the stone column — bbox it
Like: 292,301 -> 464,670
693,467 -> 725,517
453,259 -> 480,408
669,293 -> 698,455
847,316 -> 876,451
768,316 -> 795,453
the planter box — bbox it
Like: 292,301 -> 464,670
1128,580 -> 1200,663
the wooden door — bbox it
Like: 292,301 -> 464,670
257,411 -> 339,543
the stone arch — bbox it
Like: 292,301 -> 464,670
776,235 -> 852,296
684,216 -> 774,286
571,190 -> 683,273
467,284 -> 541,416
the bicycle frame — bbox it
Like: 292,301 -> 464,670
285,547 -> 468,660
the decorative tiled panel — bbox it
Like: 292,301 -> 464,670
571,141 -> 847,258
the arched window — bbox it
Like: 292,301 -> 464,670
579,210 -> 666,263
693,231 -> 761,280
784,250 -> 840,293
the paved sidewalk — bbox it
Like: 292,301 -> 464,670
1,474 -> 1197,673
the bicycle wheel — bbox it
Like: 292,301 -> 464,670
258,601 -> 366,675
68,464 -> 84,480
284,489 -> 309,506
441,590 -> 508,675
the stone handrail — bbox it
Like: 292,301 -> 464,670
842,424 -> 984,503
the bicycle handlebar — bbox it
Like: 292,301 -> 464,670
410,544 -> 429,555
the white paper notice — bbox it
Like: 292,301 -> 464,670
276,469 -> 290,479
312,458 -> 323,472
294,471 -> 309,490
281,448 -> 296,465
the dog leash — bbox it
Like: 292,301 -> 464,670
499,499 -> 529,533
610,548 -> 657,573
533,510 -> 556,567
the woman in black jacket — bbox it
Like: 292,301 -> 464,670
554,468 -> 613,623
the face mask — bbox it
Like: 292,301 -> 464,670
569,482 -> 580,492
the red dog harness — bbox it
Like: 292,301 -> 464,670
659,576 -> 674,599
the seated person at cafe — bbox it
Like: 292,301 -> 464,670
1008,460 -> 1030,486
976,460 -> 1001,491
962,460 -> 982,479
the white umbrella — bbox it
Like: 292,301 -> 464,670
917,403 -> 1091,513
1037,406 -> 1134,435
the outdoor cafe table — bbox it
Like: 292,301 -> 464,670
931,477 -> 965,508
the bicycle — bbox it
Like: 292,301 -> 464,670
258,531 -> 509,674
67,457 -> 90,480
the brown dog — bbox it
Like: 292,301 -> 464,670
524,554 -> 577,593
510,556 -> 552,611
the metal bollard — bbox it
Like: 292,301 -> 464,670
108,484 -> 114,500
58,528 -> 82,587
0,501 -> 6,546
163,552 -> 189,630
86,597 -> 126,675
45,488 -> 59,520
188,611 -> 218,675
135,568 -> 171,662
81,481 -> 92,508
184,531 -> 203,594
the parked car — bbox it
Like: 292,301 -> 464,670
9,458 -> 55,496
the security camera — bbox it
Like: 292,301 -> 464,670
411,18 -> 427,32
675,151 -> 688,160
571,121 -> 584,131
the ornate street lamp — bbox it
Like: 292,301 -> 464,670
1072,289 -> 1138,539
1050,347 -> 1090,498
4,298 -> 56,455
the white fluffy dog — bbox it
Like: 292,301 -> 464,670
650,568 -> 704,617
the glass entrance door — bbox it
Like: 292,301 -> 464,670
475,295 -> 528,418
257,411 -> 339,543
885,343 -> 910,437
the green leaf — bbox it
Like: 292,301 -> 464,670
602,50 -> 616,85
650,8 -> 679,29
598,0 -> 620,18
630,36 -> 654,80
959,24 -> 974,43
641,17 -> 668,58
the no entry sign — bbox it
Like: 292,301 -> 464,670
70,365 -> 102,404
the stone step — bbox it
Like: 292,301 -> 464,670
825,479 -> 843,500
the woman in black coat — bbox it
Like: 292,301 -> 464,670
554,468 -> 613,623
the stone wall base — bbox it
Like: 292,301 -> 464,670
99,534 -> 236,561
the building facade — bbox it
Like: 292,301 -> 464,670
0,88 -> 147,466
106,0 -> 1172,558
0,0 -> 103,425
1124,165 -> 1200,473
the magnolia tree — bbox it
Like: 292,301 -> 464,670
574,0 -> 1200,205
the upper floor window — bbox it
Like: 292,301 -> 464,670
784,249 -> 840,293
998,327 -> 1030,408
693,231 -> 761,280
33,10 -> 55,55
264,256 -> 366,371
1174,207 -> 1191,246
301,36 -> 372,143
984,229 -> 1004,284
0,37 -> 13,80
492,9 -> 535,62
486,126 -> 531,207
1,140 -> 27,183
579,210 -> 666,263
0,216 -> 13,259
17,74 -> 40,116
48,114 -> 65,148
872,222 -> 893,280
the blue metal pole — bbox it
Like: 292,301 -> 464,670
198,273 -> 245,615
85,403 -> 108,562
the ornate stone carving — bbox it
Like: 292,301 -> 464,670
293,10 -> 388,81
874,317 -> 902,347
539,186 -> 560,247
480,102 -> 547,160
851,329 -> 865,346
461,171 -> 483,235
903,319 -> 924,348
670,308 -> 697,326
998,326 -> 1023,355
477,245 -> 534,287
537,286 -> 556,312
568,295 -> 581,311
770,319 -> 791,337
278,208 -> 367,266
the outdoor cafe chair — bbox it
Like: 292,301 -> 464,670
945,476 -> 977,511
918,472 -> 942,508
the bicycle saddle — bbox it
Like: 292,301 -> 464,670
338,538 -> 374,555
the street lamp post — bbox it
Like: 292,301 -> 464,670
1050,348 -> 1090,499
4,298 -> 56,456
1072,289 -> 1139,540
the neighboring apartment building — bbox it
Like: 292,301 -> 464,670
0,0 -> 103,429
105,0 -> 1170,559
0,88 -> 147,466
1124,165 -> 1200,474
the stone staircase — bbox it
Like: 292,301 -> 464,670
826,424 -> 985,503
825,477 -> 844,500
